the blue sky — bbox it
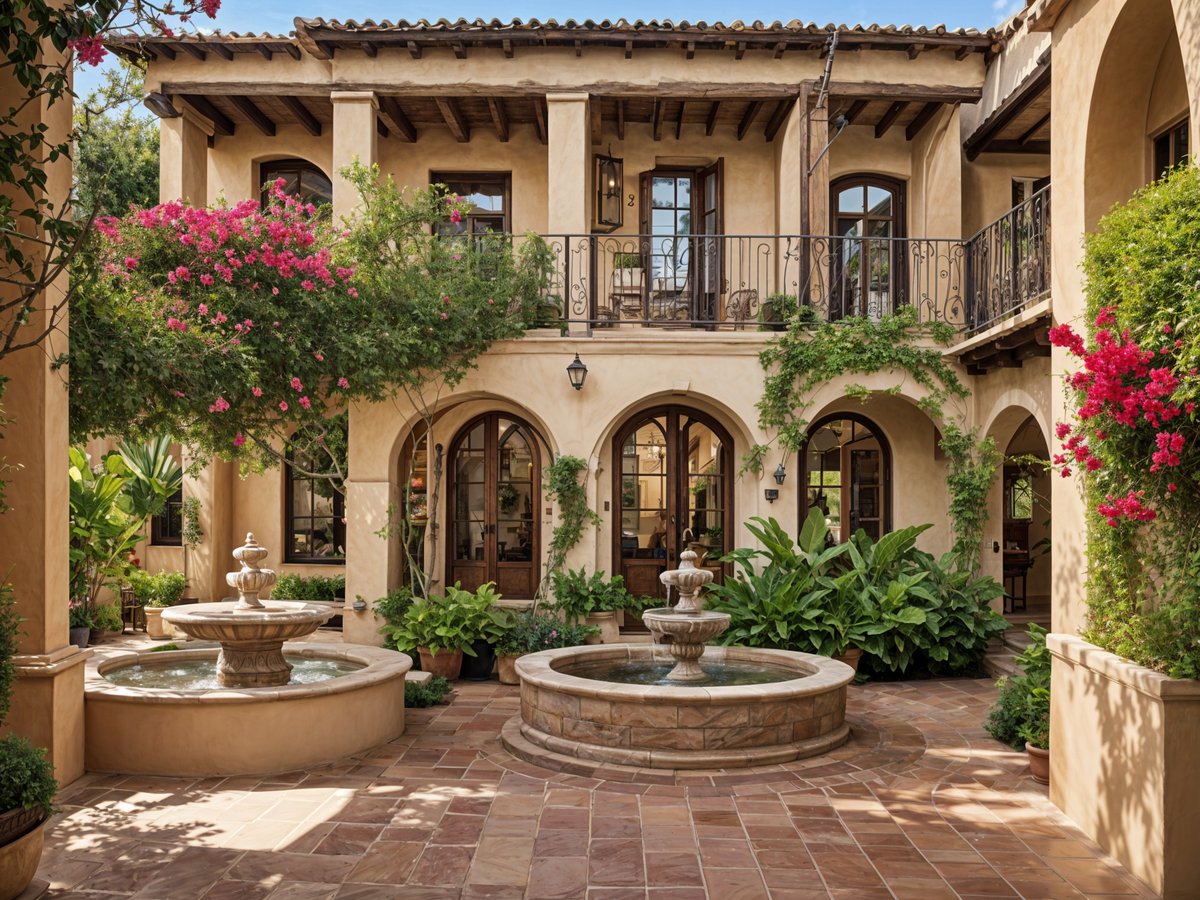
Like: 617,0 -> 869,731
80,0 -> 1024,98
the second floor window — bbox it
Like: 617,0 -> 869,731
1154,118 -> 1189,180
260,159 -> 333,207
431,173 -> 511,235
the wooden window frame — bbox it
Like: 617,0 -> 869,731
150,487 -> 184,547
284,440 -> 346,566
1153,116 -> 1190,181
429,171 -> 513,233
258,158 -> 333,206
800,413 -> 893,540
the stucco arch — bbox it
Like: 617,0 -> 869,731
980,390 -> 1053,452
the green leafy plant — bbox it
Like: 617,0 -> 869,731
384,583 -> 510,656
405,675 -> 452,708
549,568 -> 636,623
149,643 -> 181,653
0,587 -> 56,819
272,574 -> 345,603
986,624 -> 1051,750
373,587 -> 414,650
613,252 -> 643,269
540,456 -> 600,597
90,602 -> 123,633
495,610 -> 598,656
128,570 -> 187,608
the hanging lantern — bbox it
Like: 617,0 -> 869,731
593,149 -> 624,232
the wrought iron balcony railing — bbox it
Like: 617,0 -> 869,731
964,185 -> 1051,334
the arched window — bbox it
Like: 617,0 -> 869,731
802,414 -> 891,542
830,175 -> 906,319
285,435 -> 345,564
260,158 -> 333,207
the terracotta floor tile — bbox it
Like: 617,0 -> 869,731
526,856 -> 588,899
643,851 -> 703,887
343,841 -> 423,884
588,839 -> 647,887
467,836 -> 534,886
408,845 -> 474,886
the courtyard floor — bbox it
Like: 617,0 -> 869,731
37,677 -> 1155,900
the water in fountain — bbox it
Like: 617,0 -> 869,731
104,656 -> 361,690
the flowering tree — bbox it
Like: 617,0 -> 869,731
1,0 -> 219,360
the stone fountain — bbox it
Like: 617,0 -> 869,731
641,549 -> 730,681
162,533 -> 334,687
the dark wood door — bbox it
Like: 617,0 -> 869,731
448,414 -> 540,598
614,409 -> 731,618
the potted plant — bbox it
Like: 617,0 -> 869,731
611,252 -> 644,291
494,611 -> 598,685
985,624 -> 1051,784
383,582 -> 509,681
88,601 -> 124,646
549,567 -> 637,644
131,571 -> 188,639
758,292 -> 799,330
67,599 -> 91,649
0,585 -> 57,900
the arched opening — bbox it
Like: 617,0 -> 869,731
802,414 -> 892,542
1084,0 -> 1188,229
1001,416 -> 1052,622
258,157 -> 333,206
445,413 -> 543,599
830,174 -> 907,320
612,406 -> 733,605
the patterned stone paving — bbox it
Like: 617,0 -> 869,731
38,678 -> 1157,899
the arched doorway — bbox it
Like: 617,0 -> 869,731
446,413 -> 542,598
802,414 -> 892,542
1000,416 -> 1051,622
612,407 -> 733,600
830,174 -> 906,320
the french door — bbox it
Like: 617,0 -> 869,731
613,408 -> 732,609
830,175 -> 905,320
447,414 -> 540,598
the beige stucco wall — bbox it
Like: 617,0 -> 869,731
962,153 -> 1051,236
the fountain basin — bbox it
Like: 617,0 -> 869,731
510,644 -> 853,770
84,643 -> 411,776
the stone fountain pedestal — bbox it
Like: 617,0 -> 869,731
641,549 -> 730,681
163,533 -> 333,687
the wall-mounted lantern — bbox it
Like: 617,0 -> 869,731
593,149 -> 624,232
764,488 -> 780,503
774,463 -> 787,485
566,353 -> 588,391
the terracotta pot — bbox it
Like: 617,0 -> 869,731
417,647 -> 464,681
68,627 -> 89,649
1025,743 -> 1050,784
497,653 -> 525,685
585,611 -> 620,645
0,814 -> 45,900
833,648 -> 863,673
144,607 -> 169,640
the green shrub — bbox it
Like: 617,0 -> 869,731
985,676 -> 1028,749
91,601 -> 123,633
273,573 -> 345,603
0,735 -> 55,819
374,587 -> 414,650
384,583 -> 509,656
405,675 -> 452,708
129,570 -> 187,608
149,643 -> 180,652
549,568 -> 636,622
985,624 -> 1051,750
494,610 -> 597,656
0,586 -> 17,726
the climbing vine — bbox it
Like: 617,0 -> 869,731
540,455 -> 599,598
751,307 -> 999,571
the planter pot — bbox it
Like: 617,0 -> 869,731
144,607 -> 169,640
461,640 -> 496,682
0,813 -> 45,900
585,611 -> 620,645
833,648 -> 863,673
497,653 -> 525,685
68,627 -> 90,649
1025,743 -> 1049,784
417,647 -> 464,681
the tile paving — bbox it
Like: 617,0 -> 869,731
38,678 -> 1158,899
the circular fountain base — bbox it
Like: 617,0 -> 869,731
509,644 -> 854,770
85,643 -> 411,776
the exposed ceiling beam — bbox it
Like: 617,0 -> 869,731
705,100 -> 720,136
143,92 -> 180,118
590,99 -> 601,145
179,43 -> 207,61
284,45 -> 301,60
734,41 -> 746,60
180,95 -> 234,135
905,102 -> 940,141
830,82 -> 981,103
652,98 -> 664,141
1019,112 -> 1051,146
843,99 -> 868,125
737,100 -> 763,141
624,40 -> 633,60
230,95 -> 275,136
874,101 -> 908,138
157,43 -> 177,60
616,98 -> 625,140
281,96 -> 322,136
964,62 -> 1051,160
487,98 -> 509,142
210,44 -> 234,61
533,99 -> 547,144
435,97 -> 470,142
685,41 -> 695,60
452,41 -> 467,60
763,98 -> 792,142
955,45 -> 972,61
406,40 -> 422,59
675,100 -> 685,140
574,39 -> 582,57
359,41 -> 377,58
773,41 -> 787,60
378,96 -> 418,142
255,43 -> 272,60
502,39 -> 513,58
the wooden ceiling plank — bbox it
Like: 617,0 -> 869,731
874,100 -> 908,138
281,96 -> 322,136
487,97 -> 510,142
675,100 -> 685,140
652,98 -> 664,141
763,98 -> 792,142
231,95 -> 275,136
182,95 -> 234,136
379,96 -> 418,142
533,99 -> 547,144
1019,112 -> 1052,146
705,100 -> 720,136
905,102 -> 940,141
737,100 -> 763,141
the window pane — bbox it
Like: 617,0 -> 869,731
866,186 -> 892,217
652,177 -> 676,208
838,186 -> 864,214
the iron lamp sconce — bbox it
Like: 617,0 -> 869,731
764,489 -> 780,503
773,463 -> 787,485
593,149 -> 624,232
567,353 -> 588,391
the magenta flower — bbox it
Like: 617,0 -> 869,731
279,401 -> 289,413
290,377 -> 303,391
337,377 -> 350,389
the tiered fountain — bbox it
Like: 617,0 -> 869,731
84,535 -> 411,777
506,551 -> 855,771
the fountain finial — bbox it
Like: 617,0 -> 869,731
226,533 -> 277,610
659,548 -> 713,615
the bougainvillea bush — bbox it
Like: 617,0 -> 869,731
68,166 -> 554,487
1053,165 -> 1200,678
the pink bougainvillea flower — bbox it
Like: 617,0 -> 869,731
449,209 -> 463,224
252,387 -> 263,397
299,396 -> 312,410
69,35 -> 107,67
208,396 -> 230,414
440,312 -> 448,320
313,351 -> 324,362
290,377 -> 303,391
279,401 -> 289,413
166,317 -> 188,332
337,377 -> 350,389
232,433 -> 246,448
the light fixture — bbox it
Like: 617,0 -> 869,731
593,147 -> 624,232
764,489 -> 780,503
773,463 -> 787,485
566,353 -> 588,391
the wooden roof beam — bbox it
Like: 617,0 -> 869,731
574,39 -> 582,57
843,99 -> 868,125
763,98 -> 792,142
281,96 -> 321,136
616,98 -> 626,140
685,41 -> 695,60
452,41 -> 467,60
407,40 -> 422,59
1019,112 -> 1051,146
181,95 -> 234,136
435,97 -> 470,142
773,41 -> 787,59
652,98 -> 664,141
590,99 -> 601,145
735,41 -> 747,60
502,39 -> 513,58
359,41 -> 377,58
378,96 -> 418,142
675,100 -> 685,140
255,43 -> 272,60
705,100 -> 720,136
230,95 -> 275,136
533,99 -> 547,144
143,92 -> 180,119
737,100 -> 763,141
905,102 -> 940,141
487,98 -> 509,142
284,45 -> 301,60
180,43 -> 207,61
874,101 -> 908,138
624,40 -> 633,60
964,63 -> 1051,159
157,43 -> 177,60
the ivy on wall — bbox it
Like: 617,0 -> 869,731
750,307 -> 1000,572
540,455 -> 600,600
